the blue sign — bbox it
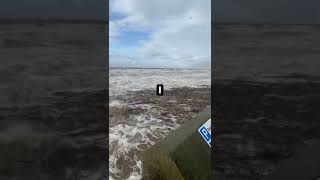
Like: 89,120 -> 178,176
200,127 -> 211,141
198,118 -> 211,148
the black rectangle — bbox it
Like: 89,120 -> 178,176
157,84 -> 164,96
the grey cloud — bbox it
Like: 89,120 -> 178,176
110,0 -> 210,69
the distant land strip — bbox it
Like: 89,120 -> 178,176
109,67 -> 211,70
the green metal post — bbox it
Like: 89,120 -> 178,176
142,106 -> 211,180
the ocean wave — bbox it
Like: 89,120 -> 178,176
109,69 -> 210,97
109,69 -> 211,180
109,104 -> 179,180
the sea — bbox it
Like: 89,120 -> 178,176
109,68 -> 211,180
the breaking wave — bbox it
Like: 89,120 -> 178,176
108,68 -> 210,180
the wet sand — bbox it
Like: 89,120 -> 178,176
213,25 -> 320,179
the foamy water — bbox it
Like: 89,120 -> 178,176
109,68 -> 210,97
109,68 -> 210,180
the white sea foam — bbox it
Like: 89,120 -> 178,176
109,68 -> 210,97
109,109 -> 180,179
108,68 -> 210,180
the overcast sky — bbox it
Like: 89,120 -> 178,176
109,0 -> 211,69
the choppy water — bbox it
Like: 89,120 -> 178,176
109,68 -> 211,180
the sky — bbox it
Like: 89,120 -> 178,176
109,0 -> 211,69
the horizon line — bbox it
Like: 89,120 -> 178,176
109,66 -> 211,70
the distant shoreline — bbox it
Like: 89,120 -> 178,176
109,67 -> 211,70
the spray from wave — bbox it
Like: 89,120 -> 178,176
108,68 -> 210,180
